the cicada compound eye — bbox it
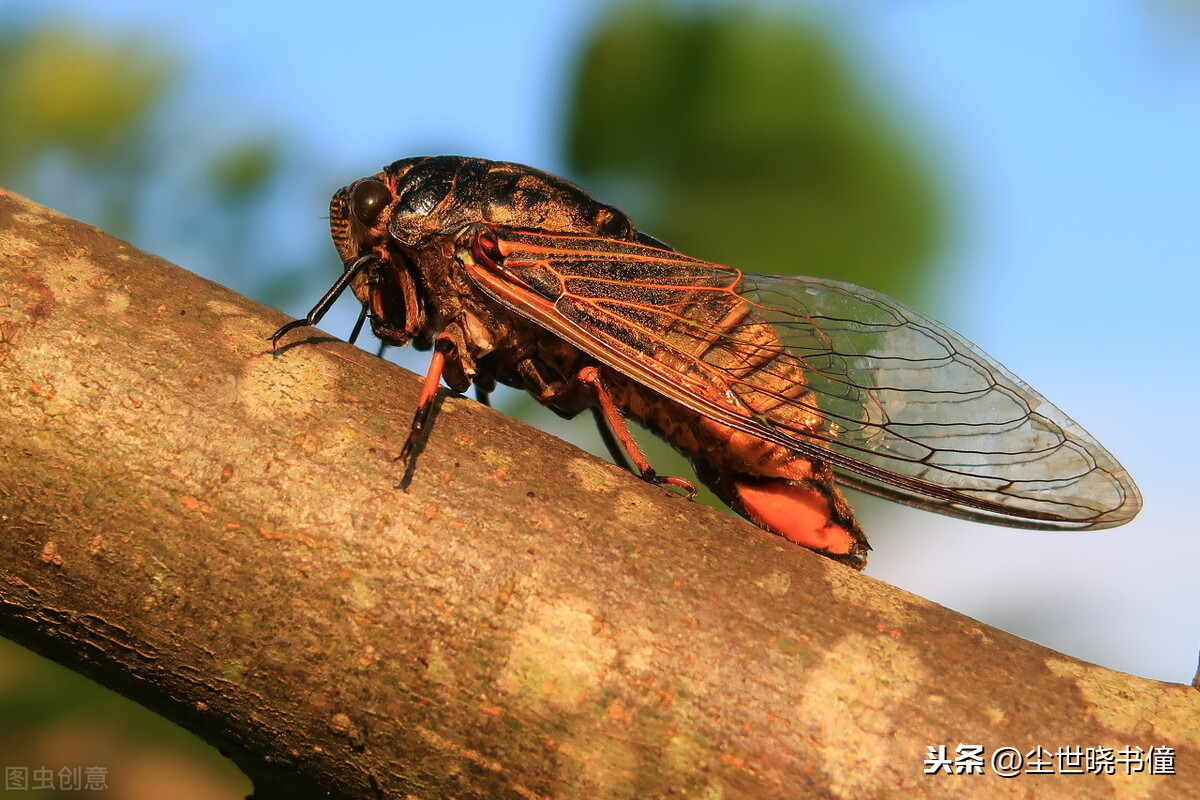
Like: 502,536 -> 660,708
351,179 -> 392,226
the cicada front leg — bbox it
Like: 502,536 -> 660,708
395,336 -> 454,482
398,320 -> 489,481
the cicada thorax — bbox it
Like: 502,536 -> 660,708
372,156 -> 640,247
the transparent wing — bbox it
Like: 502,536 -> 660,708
462,227 -> 1141,529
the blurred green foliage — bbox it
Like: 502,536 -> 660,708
557,1 -> 944,521
0,16 -> 311,310
0,24 -> 170,164
0,20 -> 175,241
566,2 -> 942,302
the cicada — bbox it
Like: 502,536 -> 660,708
272,156 -> 1141,569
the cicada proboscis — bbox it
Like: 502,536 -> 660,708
271,156 -> 1141,569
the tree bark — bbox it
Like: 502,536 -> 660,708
0,188 -> 1196,799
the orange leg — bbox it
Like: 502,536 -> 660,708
576,366 -> 697,498
397,336 -> 453,474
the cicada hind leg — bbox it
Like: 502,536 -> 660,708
575,367 -> 698,497
515,360 -> 696,497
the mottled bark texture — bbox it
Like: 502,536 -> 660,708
0,189 -> 1196,799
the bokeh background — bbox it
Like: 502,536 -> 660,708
2,1 -> 1197,797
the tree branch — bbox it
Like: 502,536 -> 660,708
1,189 -> 1195,799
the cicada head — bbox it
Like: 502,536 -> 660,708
328,164 -> 431,348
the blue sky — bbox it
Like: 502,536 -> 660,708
21,0 -> 1200,683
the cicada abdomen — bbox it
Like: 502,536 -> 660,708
464,228 -> 869,565
272,156 -> 1141,570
